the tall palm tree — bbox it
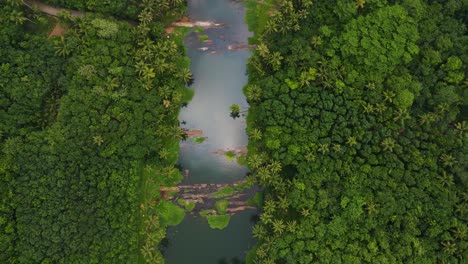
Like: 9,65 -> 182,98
268,51 -> 283,71
356,0 -> 366,9
318,143 -> 329,154
278,196 -> 289,211
440,153 -> 457,167
248,154 -> 263,169
93,135 -> 104,146
263,199 -> 276,215
269,160 -> 282,174
9,10 -> 28,25
454,121 -> 467,138
256,43 -> 270,59
437,171 -> 454,188
381,137 -> 396,152
257,166 -> 272,183
252,224 -> 266,239
249,128 -> 262,141
272,219 -> 285,235
286,220 -> 297,233
245,85 -> 262,102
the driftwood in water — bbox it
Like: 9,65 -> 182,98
228,44 -> 257,51
172,21 -> 225,29
161,180 -> 259,215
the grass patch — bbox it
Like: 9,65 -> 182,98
245,0 -> 276,44
215,199 -> 229,215
167,189 -> 179,199
248,191 -> 264,207
156,200 -> 185,226
182,87 -> 194,103
194,137 -> 206,144
206,215 -> 231,230
178,199 -> 196,212
236,154 -> 247,165
225,150 -> 236,161
194,26 -> 204,33
233,182 -> 251,191
198,34 -> 209,42
184,201 -> 196,212
199,209 -> 213,218
213,186 -> 234,198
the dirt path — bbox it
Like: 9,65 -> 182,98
25,0 -> 223,30
48,22 -> 67,38
24,0 -> 85,17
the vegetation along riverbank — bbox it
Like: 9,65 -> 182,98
244,0 -> 466,263
1,0 -> 466,263
1,1 -> 192,263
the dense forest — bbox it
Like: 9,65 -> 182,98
1,0 -> 190,263
244,0 -> 467,263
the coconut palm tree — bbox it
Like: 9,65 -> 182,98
54,36 -> 71,57
356,0 -> 366,9
230,104 -> 241,118
93,135 -> 104,146
269,160 -> 282,174
440,153 -> 457,167
311,36 -> 322,48
256,246 -> 267,259
381,138 -> 396,152
263,199 -> 276,215
272,219 -> 285,235
178,68 -> 193,85
249,128 -> 262,141
441,241 -> 457,255
252,224 -> 267,239
437,171 -> 454,188
245,85 -> 262,102
332,144 -> 342,153
454,121 -> 467,138
268,51 -> 283,71
278,196 -> 289,211
286,220 -> 297,233
301,207 -> 310,217
318,143 -> 329,154
256,43 -> 270,59
248,154 -> 263,169
257,166 -> 272,183
260,211 -> 272,224
9,10 -> 28,25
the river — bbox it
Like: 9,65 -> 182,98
163,0 -> 255,263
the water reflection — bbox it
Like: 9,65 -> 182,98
164,0 -> 254,263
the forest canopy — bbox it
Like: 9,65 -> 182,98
245,0 -> 467,263
0,0 -> 190,263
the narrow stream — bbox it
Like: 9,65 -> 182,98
163,0 -> 255,263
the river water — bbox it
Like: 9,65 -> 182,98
163,0 -> 255,263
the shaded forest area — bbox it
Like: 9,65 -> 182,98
244,0 -> 467,263
1,0 -> 191,263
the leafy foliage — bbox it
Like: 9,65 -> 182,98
206,215 -> 231,230
215,199 -> 229,215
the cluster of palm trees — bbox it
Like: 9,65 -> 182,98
246,151 -> 313,262
134,2 -> 194,262
262,0 -> 312,35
